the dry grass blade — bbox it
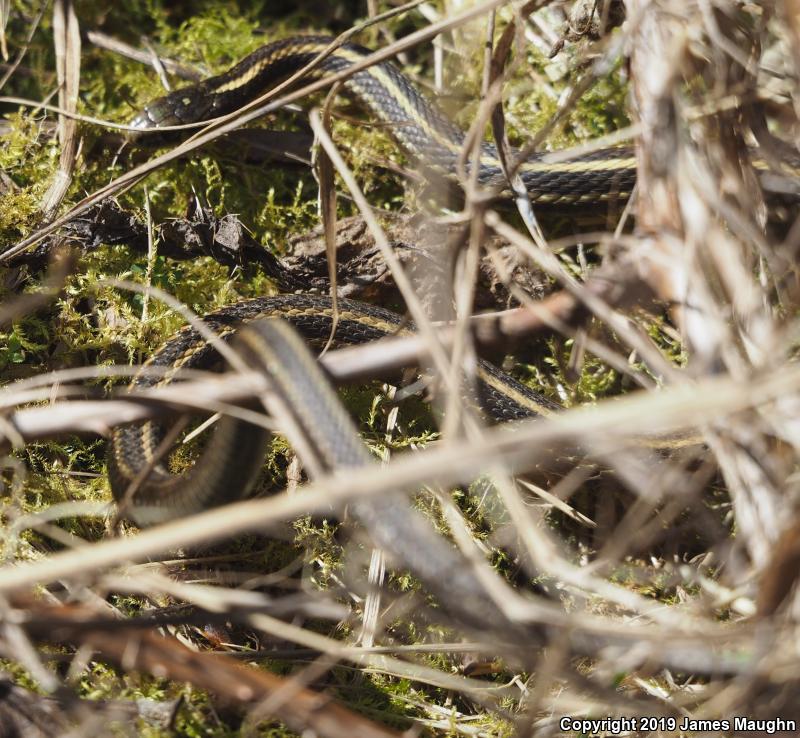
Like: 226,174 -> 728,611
316,86 -> 341,353
39,0 -> 81,218
4,364 -> 800,599
0,0 -> 8,61
6,0 -> 800,732
84,29 -> 203,81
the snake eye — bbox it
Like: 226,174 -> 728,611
171,92 -> 208,122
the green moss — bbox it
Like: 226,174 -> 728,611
440,27 -> 628,152
0,2 -> 669,734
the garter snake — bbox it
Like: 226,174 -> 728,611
129,34 -> 638,205
109,297 -> 556,634
109,294 -> 558,526
109,35 -> 712,629
116,37 -> 623,519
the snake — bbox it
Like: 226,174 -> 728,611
129,34 -> 638,205
113,311 -> 552,635
109,35 -> 715,634
109,294 -> 559,527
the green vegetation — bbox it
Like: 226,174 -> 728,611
0,1 -> 639,734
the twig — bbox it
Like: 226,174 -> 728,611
15,599 -> 404,738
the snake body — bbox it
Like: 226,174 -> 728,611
110,33 -> 685,529
109,297 -> 558,635
108,294 -> 558,526
130,35 -> 636,205
109,34 -> 700,633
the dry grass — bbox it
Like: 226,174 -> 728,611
2,0 -> 800,735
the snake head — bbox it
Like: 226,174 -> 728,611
129,83 -> 215,132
